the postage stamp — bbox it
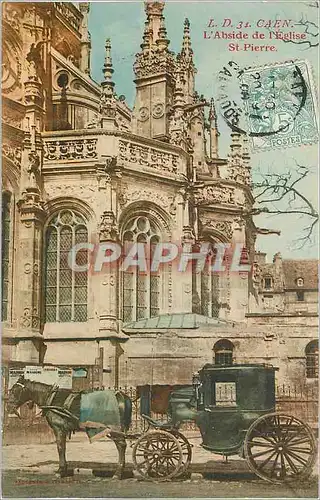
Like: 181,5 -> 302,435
216,59 -> 319,152
242,60 -> 319,152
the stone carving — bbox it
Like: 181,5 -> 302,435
2,143 -> 22,167
2,3 -> 20,32
2,108 -> 22,129
43,138 -> 97,161
252,262 -> 262,289
20,307 -> 39,329
85,114 -> 100,129
228,163 -> 251,185
202,219 -> 233,240
24,263 -> 32,274
194,185 -> 235,205
234,217 -> 246,230
99,211 -> 118,242
27,151 -> 40,189
121,186 -> 175,217
54,3 -> 81,32
119,140 -> 180,176
138,107 -> 149,122
134,49 -> 176,80
2,41 -> 22,95
45,183 -> 96,208
152,103 -> 165,119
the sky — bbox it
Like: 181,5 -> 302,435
87,1 -> 319,261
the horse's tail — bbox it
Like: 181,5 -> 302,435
123,394 -> 132,433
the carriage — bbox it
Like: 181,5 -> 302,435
131,364 -> 317,483
8,363 -> 317,483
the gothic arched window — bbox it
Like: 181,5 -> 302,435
122,216 -> 160,323
305,340 -> 318,379
213,339 -> 234,366
2,192 -> 11,321
201,244 -> 220,318
45,209 -> 88,323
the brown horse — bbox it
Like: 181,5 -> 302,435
8,375 -> 132,478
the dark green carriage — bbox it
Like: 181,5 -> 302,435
132,364 -> 316,483
194,364 -> 277,456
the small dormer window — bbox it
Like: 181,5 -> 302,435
263,276 -> 273,290
296,277 -> 304,287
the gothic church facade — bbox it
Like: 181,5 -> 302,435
2,2 -> 318,394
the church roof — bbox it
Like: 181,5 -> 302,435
123,313 -> 229,330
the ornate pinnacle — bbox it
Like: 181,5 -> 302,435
230,131 -> 242,151
144,1 -> 165,18
209,98 -> 217,124
157,15 -> 169,50
173,71 -> 185,108
102,38 -> 114,91
180,18 -> 193,61
141,21 -> 152,50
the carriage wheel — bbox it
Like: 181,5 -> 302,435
171,431 -> 192,477
132,430 -> 183,480
244,412 -> 316,483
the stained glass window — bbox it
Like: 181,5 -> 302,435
1,193 -> 11,321
45,210 -> 88,322
122,217 -> 160,323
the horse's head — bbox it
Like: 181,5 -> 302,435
7,375 -> 33,418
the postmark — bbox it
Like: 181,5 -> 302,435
216,60 -> 319,152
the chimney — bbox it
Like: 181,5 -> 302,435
254,251 -> 266,266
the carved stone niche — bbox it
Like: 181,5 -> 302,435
201,218 -> 233,241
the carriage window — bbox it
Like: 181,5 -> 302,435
213,339 -> 234,366
305,340 -> 318,379
215,382 -> 237,406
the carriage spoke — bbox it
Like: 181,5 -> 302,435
283,435 -> 310,446
283,452 -> 300,474
251,447 -> 276,459
270,452 -> 280,477
279,452 -> 287,479
257,450 -> 278,470
132,430 -> 183,480
284,449 -> 309,467
247,440 -> 275,448
288,447 -> 312,454
282,416 -> 294,441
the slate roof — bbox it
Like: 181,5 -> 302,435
282,260 -> 318,289
123,313 -> 229,330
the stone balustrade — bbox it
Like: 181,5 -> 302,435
118,138 -> 183,178
43,137 -> 98,161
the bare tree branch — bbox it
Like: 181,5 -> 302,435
269,2 -> 319,48
252,162 -> 318,247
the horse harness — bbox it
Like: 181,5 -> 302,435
40,384 -> 81,425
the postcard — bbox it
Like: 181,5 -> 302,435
1,1 -> 318,499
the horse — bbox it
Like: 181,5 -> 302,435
7,375 -> 132,479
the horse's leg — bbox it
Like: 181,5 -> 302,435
110,431 -> 126,479
52,427 -> 69,477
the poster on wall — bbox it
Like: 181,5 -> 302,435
1,0 -> 318,498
